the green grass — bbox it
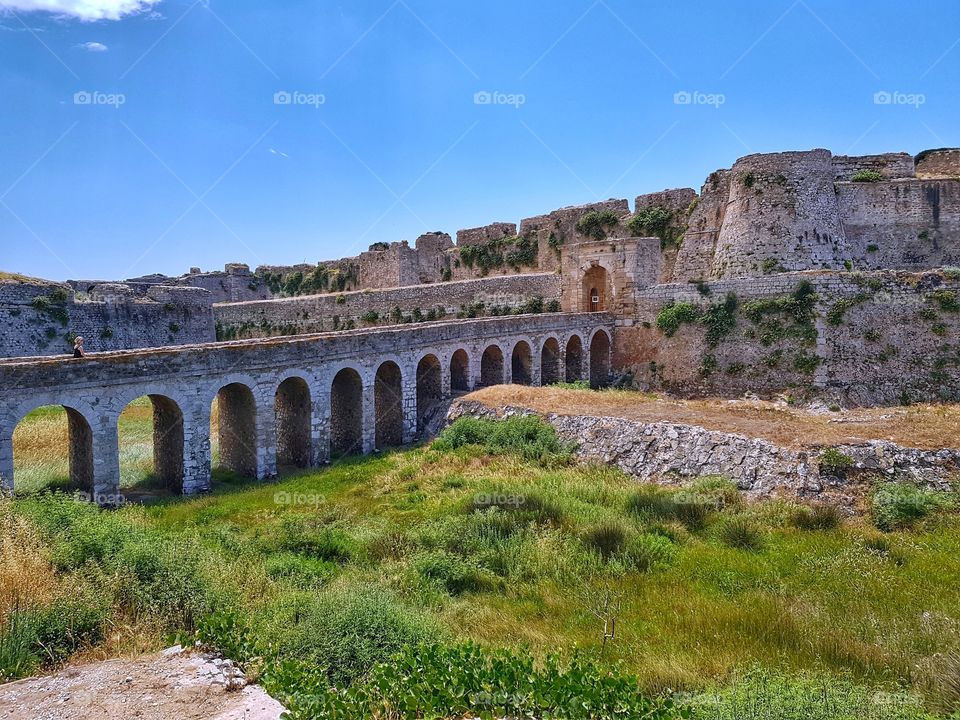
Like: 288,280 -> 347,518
4,414 -> 960,717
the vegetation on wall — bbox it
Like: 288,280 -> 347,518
575,210 -> 621,241
627,206 -> 684,250
851,169 -> 884,182
458,235 -> 538,275
258,264 -> 358,297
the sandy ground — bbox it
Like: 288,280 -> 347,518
0,648 -> 284,720
467,386 -> 960,450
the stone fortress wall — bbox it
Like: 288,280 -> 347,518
0,278 -> 214,358
3,146 -> 960,407
213,273 -> 561,340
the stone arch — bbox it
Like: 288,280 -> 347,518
511,341 -> 533,385
118,394 -> 184,493
565,335 -> 583,382
416,354 -> 443,433
374,361 -> 403,450
590,329 -> 612,388
12,403 -> 93,494
450,349 -> 470,393
275,376 -> 312,469
330,367 -> 363,457
540,337 -> 561,385
479,345 -> 504,387
212,382 -> 258,477
582,265 -> 611,312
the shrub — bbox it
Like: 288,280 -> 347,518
718,517 -> 764,551
656,301 -> 699,337
434,416 -> 575,466
791,503 -> 842,530
277,586 -> 440,687
851,169 -> 884,182
819,448 -> 854,471
622,533 -> 674,572
575,209 -> 621,240
267,642 -> 678,720
871,483 -> 952,531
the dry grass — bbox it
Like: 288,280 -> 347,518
467,385 -> 960,450
0,504 -> 57,614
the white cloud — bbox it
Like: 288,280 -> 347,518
0,0 -> 161,21
77,40 -> 107,50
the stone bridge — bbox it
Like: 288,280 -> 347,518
0,313 -> 613,502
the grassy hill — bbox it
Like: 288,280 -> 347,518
2,414 -> 959,718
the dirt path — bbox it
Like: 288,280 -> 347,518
467,386 -> 960,450
0,647 -> 284,720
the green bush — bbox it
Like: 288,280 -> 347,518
276,586 -> 440,687
820,448 -> 854,471
851,169 -> 884,182
622,533 -> 675,572
871,483 -> 952,532
267,642 -> 678,720
575,209 -> 621,240
434,416 -> 575,465
656,301 -> 699,337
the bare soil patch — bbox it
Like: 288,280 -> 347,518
467,386 -> 960,450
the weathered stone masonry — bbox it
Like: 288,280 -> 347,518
0,313 -> 613,502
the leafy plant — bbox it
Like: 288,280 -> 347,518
576,210 -> 621,240
871,483 -> 952,532
851,169 -> 884,182
656,301 -> 699,337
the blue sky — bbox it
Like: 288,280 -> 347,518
0,0 -> 957,282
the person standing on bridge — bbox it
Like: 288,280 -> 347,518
72,336 -> 86,358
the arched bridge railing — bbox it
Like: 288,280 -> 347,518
0,313 -> 614,503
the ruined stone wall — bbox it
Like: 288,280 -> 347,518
671,170 -> 731,282
916,149 -> 960,179
617,270 -> 960,406
838,179 -> 960,270
0,280 -> 214,358
213,273 -> 561,339
448,400 -> 959,508
832,153 -> 915,180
